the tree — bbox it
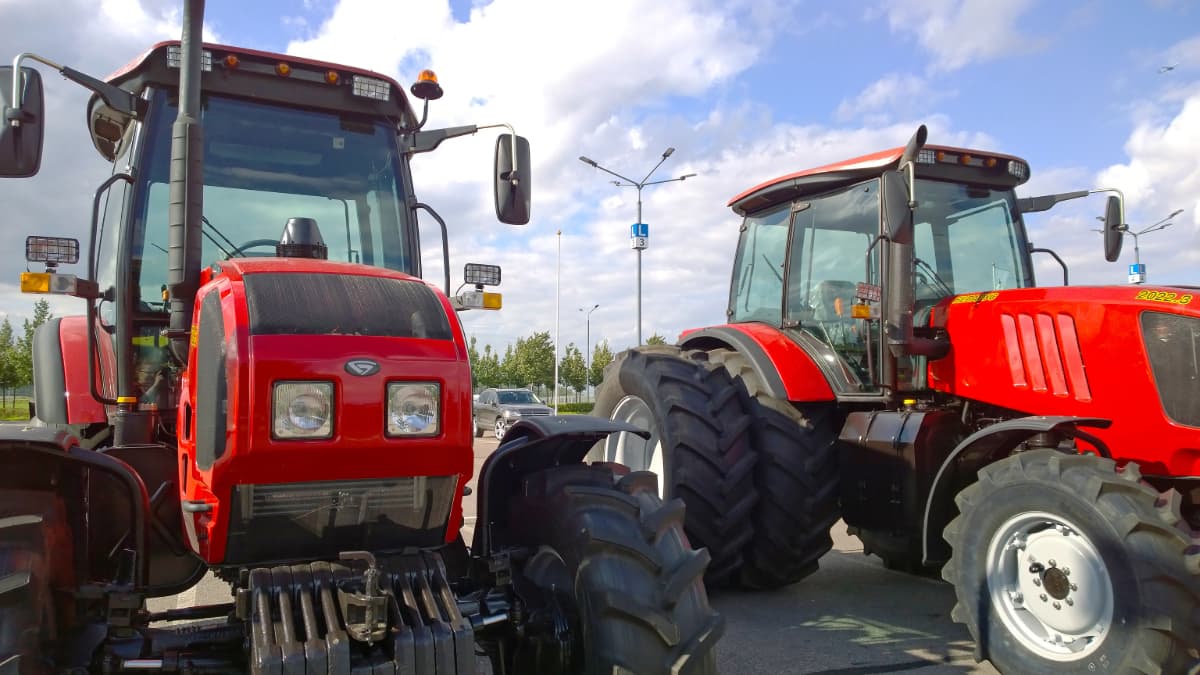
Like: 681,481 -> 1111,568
646,332 -> 668,345
499,345 -> 518,387
0,319 -> 16,408
559,343 -> 587,395
590,339 -> 614,387
512,332 -> 555,388
16,299 -> 51,396
467,336 -> 482,390
475,344 -> 502,389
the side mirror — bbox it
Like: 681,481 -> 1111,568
494,134 -> 531,225
0,66 -> 45,177
1103,195 -> 1124,262
881,170 -> 913,244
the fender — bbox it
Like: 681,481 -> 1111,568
32,316 -> 111,425
920,415 -> 1112,565
679,324 -> 835,402
471,415 -> 648,557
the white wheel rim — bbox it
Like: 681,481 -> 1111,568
605,395 -> 664,496
985,510 -> 1113,661
495,419 -> 505,438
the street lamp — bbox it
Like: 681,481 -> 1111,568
1097,208 -> 1183,284
554,229 -> 561,413
579,149 -> 696,345
580,303 -> 599,398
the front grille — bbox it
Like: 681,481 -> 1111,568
516,408 -> 551,416
225,476 -> 456,565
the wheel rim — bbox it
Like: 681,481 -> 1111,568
495,419 -> 505,439
604,395 -> 664,495
473,416 -> 478,435
985,510 -> 1114,661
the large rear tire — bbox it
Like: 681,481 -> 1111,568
695,348 -> 840,589
943,450 -> 1200,673
591,346 -> 757,587
512,465 -> 723,674
0,492 -> 71,675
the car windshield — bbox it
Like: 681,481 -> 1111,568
499,390 -> 540,404
108,89 -> 416,313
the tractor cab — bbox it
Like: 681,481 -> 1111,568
727,141 -> 1037,395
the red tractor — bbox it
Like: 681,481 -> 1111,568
0,3 -> 721,673
594,125 -> 1200,672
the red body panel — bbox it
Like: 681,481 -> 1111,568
681,323 -> 835,402
928,286 -> 1200,476
56,316 -> 112,424
177,259 -> 472,564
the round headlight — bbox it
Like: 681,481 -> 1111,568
387,383 -> 440,436
288,393 -> 330,431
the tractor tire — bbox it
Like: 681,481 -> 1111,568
591,345 -> 757,587
943,450 -> 1200,674
695,348 -> 840,589
0,492 -> 72,675
513,464 -> 723,674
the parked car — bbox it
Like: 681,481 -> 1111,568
474,388 -> 553,439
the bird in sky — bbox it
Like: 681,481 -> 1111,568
1158,63 -> 1178,73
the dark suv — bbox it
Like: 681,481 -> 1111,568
473,388 -> 553,439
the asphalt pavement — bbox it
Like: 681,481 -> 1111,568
148,433 -> 998,674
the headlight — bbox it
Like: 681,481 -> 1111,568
502,409 -> 518,418
387,382 -> 439,437
273,381 -> 334,439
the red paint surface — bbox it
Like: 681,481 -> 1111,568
57,316 -> 110,424
928,286 -> 1200,476
178,259 -> 472,564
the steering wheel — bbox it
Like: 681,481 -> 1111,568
226,238 -> 279,258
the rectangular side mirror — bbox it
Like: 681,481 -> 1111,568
494,134 -> 531,225
0,66 -> 45,177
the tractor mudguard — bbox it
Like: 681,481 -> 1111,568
679,325 -> 835,402
920,415 -> 1112,565
470,415 -> 648,557
0,427 -> 174,592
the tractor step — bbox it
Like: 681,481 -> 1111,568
246,551 -> 474,675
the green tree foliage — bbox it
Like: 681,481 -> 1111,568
559,343 -> 587,394
0,318 -> 17,407
590,339 -> 614,387
645,332 -> 668,345
512,331 -> 555,388
467,336 -> 481,390
475,344 -> 503,389
500,344 -> 518,387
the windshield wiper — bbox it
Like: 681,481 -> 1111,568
914,257 -> 954,297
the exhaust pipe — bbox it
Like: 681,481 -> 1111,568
166,0 -> 205,364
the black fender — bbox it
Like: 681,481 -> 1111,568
470,415 -> 648,557
920,415 -> 1112,565
678,326 -> 791,401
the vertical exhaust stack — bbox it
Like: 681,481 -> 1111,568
166,0 -> 205,364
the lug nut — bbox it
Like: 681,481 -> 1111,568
1033,578 -> 1041,587
1040,593 -> 1048,602
1053,601 -> 1061,610
1066,598 -> 1074,606
1063,566 -> 1070,576
1049,559 -> 1057,567
1070,583 -> 1077,591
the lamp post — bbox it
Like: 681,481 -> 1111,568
554,229 -> 561,413
580,303 -> 599,398
1097,208 -> 1182,284
579,149 -> 696,345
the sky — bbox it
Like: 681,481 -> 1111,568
0,0 -> 1196,361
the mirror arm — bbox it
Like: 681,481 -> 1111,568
410,125 -> 478,154
413,202 -> 450,296
10,53 -> 143,124
477,123 -> 519,184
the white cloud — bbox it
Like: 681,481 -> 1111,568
835,73 -> 950,123
873,0 -> 1045,72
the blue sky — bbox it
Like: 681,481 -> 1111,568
0,0 -> 1196,361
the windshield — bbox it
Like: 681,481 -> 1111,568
911,179 -> 1030,302
499,390 -> 541,405
108,90 -> 416,312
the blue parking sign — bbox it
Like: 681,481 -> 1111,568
630,223 -> 649,238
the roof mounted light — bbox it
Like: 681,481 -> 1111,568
917,149 -> 936,164
166,45 -> 212,71
352,75 -> 391,101
1007,160 -> 1029,180
410,69 -> 443,101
